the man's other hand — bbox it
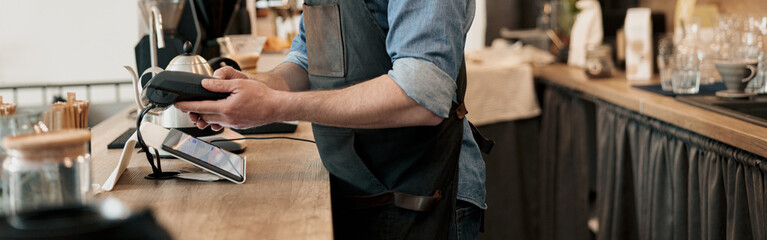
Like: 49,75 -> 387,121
175,77 -> 285,131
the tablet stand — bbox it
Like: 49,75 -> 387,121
102,131 -> 138,191
101,128 -> 179,192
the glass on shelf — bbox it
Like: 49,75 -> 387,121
672,49 -> 701,94
657,34 -> 674,91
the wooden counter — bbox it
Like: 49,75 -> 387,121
90,108 -> 332,239
534,64 -> 767,158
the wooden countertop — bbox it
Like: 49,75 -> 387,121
534,64 -> 767,158
91,107 -> 332,239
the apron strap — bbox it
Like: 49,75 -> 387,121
469,121 -> 494,154
455,57 -> 495,154
456,57 -> 468,104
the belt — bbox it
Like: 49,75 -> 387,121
336,190 -> 442,212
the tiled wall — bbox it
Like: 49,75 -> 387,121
640,0 -> 767,32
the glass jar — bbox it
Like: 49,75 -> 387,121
585,44 -> 615,78
0,111 -> 46,215
2,130 -> 91,215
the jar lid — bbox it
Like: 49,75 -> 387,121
3,130 -> 90,151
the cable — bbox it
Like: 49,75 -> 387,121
136,105 -> 179,179
210,136 -> 316,144
136,105 -> 159,173
154,148 -> 163,172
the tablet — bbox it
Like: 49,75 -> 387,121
139,122 -> 246,184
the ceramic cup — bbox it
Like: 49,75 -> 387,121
714,59 -> 759,93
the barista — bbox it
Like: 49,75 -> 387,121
175,0 -> 491,239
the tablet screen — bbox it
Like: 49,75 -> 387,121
162,129 -> 244,181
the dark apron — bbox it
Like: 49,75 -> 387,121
303,1 -> 492,239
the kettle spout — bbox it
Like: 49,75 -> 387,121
123,66 -> 148,110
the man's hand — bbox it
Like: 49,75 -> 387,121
175,77 -> 286,131
178,66 -> 249,130
175,63 -> 306,131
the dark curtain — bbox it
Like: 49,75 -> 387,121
478,80 -> 767,240
479,82 -> 549,240
478,118 -> 542,240
595,100 -> 767,240
478,82 -> 598,240
538,85 -> 596,240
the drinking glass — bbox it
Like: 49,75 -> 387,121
657,34 -> 674,90
751,48 -> 767,94
685,17 -> 718,85
672,52 -> 701,94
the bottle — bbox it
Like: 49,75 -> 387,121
537,2 -> 552,32
567,0 -> 604,68
624,8 -> 653,81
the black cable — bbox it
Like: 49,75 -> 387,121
136,105 -> 180,180
154,148 -> 163,172
209,136 -> 316,144
136,105 -> 159,173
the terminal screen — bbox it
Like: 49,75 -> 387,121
162,129 -> 244,180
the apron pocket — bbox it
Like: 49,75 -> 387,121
303,3 -> 345,78
312,124 -> 389,195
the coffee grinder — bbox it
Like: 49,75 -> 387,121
135,0 -> 197,76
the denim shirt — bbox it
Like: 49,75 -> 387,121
282,0 -> 486,210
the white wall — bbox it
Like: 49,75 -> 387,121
465,0 -> 486,53
0,1 -> 140,86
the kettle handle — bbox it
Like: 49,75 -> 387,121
123,66 -> 148,110
208,57 -> 241,71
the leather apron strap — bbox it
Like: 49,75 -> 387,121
455,53 -> 495,154
336,190 -> 443,212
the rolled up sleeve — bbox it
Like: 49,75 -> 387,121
388,58 -> 456,118
281,14 -> 309,71
282,50 -> 308,71
385,0 -> 472,118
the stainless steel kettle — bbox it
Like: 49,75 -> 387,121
164,42 -> 240,77
125,42 -> 239,136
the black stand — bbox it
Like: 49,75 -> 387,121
145,171 -> 180,180
137,106 -> 181,181
143,147 -> 180,180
